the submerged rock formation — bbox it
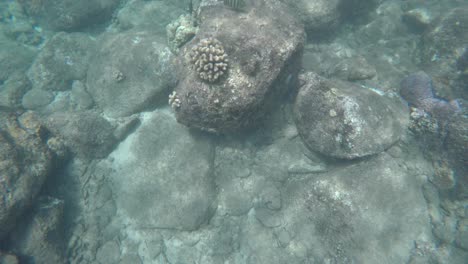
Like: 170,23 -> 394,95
173,0 -> 305,133
0,112 -> 54,239
294,72 -> 408,159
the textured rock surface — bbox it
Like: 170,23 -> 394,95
270,152 -> 431,263
174,0 -> 305,133
0,73 -> 31,109
0,112 -> 53,239
44,111 -> 117,160
17,0 -> 121,31
10,197 -> 65,263
109,110 -> 216,230
294,72 -> 409,159
27,32 -> 95,91
86,30 -> 177,118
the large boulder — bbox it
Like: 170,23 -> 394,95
0,112 -> 54,239
109,110 -> 217,230
17,0 -> 121,31
172,0 -> 305,133
86,30 -> 177,118
294,72 -> 409,159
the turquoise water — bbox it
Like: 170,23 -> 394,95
0,0 -> 467,263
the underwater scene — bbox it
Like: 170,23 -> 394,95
0,0 -> 467,263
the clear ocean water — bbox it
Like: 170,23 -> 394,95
0,0 -> 467,263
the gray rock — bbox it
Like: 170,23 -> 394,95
0,252 -> 19,264
328,56 -> 376,81
421,7 -> 468,99
0,73 -> 31,109
86,30 -> 177,118
45,111 -> 117,160
422,7 -> 468,63
21,88 -> 54,110
27,32 -> 95,91
115,0 -> 186,32
242,153 -> 431,263
17,0 -> 120,31
109,110 -> 216,230
402,8 -> 432,33
284,0 -> 340,36
174,0 -> 305,133
96,240 -> 120,264
70,81 -> 94,110
1,1 -> 42,45
0,40 -> 35,81
294,72 -> 409,159
446,106 -> 468,198
0,112 -> 53,240
10,197 -> 65,264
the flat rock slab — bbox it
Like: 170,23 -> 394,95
294,72 -> 409,159
109,110 -> 217,231
87,30 -> 177,118
267,153 -> 431,263
173,0 -> 305,133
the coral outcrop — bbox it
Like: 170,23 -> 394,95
173,0 -> 305,133
189,37 -> 229,83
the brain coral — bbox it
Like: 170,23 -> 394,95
189,37 -> 229,83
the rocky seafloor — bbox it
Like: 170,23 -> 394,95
0,0 -> 467,263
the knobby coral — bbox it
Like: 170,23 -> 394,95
189,37 -> 229,83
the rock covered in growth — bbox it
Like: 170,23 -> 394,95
27,32 -> 95,91
0,112 -> 54,240
0,73 -> 31,110
294,72 -> 409,159
189,37 -> 229,83
173,0 -> 305,133
10,197 -> 65,263
44,111 -> 117,160
87,30 -> 177,118
166,14 -> 198,53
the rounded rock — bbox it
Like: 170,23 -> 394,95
294,72 -> 409,159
